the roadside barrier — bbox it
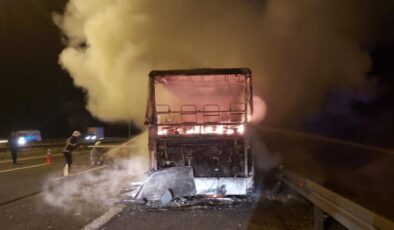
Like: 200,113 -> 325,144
280,168 -> 394,230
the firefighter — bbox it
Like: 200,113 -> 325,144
8,131 -> 19,165
62,130 -> 81,169
90,140 -> 103,166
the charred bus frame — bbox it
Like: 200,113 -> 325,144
145,68 -> 254,195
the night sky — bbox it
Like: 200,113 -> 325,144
304,22 -> 394,147
0,0 -> 135,138
0,0 -> 393,146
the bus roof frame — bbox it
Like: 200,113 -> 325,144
149,68 -> 251,78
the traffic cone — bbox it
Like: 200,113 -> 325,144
46,149 -> 53,164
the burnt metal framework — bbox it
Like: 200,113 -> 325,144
146,68 -> 253,125
145,68 -> 254,178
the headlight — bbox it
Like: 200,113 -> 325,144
18,137 -> 26,146
85,136 -> 91,140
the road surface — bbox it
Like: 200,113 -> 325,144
0,150 -> 107,230
103,128 -> 393,229
0,130 -> 392,229
102,197 -> 314,230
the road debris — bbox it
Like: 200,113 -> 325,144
128,166 -> 197,202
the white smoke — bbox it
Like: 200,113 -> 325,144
54,0 -> 382,127
42,131 -> 149,213
42,160 -> 143,213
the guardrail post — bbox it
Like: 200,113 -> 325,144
314,205 -> 325,230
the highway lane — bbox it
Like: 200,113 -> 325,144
0,130 -> 392,229
0,151 -> 90,204
103,197 -> 314,230
0,151 -> 108,230
256,128 -> 394,220
105,128 -> 393,229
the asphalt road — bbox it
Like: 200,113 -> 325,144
104,128 -> 393,229
0,150 -> 107,230
0,130 -> 392,230
103,197 -> 314,230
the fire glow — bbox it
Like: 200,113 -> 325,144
157,125 -> 245,136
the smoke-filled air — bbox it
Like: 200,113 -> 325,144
44,0 -> 393,215
54,0 -> 388,127
43,131 -> 149,213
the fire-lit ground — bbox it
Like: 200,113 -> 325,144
102,197 -> 313,230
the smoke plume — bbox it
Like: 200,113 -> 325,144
54,0 -> 388,127
43,131 -> 149,213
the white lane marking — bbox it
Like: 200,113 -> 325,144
82,204 -> 126,230
0,163 -> 49,174
53,165 -> 108,181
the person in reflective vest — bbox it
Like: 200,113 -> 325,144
62,130 -> 81,168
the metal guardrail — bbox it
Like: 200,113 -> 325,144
280,169 -> 394,230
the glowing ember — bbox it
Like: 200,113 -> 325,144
157,129 -> 167,136
204,126 -> 213,134
206,194 -> 224,199
215,125 -> 224,135
226,129 -> 235,135
237,125 -> 245,134
186,126 -> 200,134
158,125 -> 246,136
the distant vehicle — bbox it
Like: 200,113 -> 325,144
0,139 -> 8,144
15,130 -> 42,146
83,127 -> 104,143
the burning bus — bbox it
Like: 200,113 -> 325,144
144,68 -> 254,196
